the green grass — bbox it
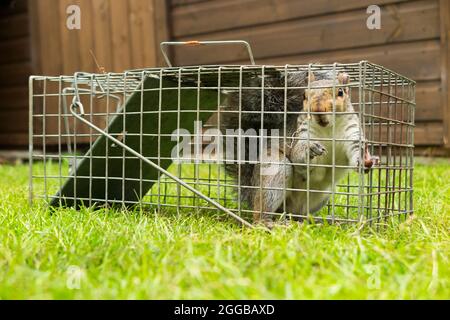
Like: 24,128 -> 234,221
0,159 -> 449,299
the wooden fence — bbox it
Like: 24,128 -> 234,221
0,0 -> 449,155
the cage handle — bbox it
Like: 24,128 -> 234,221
68,100 -> 257,230
160,40 -> 256,67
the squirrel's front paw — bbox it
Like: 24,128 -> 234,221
309,142 -> 327,159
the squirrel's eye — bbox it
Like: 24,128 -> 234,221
337,88 -> 344,97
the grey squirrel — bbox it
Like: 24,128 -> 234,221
221,69 -> 376,227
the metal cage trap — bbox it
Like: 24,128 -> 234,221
29,41 -> 415,228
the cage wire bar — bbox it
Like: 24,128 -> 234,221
29,52 -> 415,227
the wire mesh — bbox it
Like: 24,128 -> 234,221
29,61 -> 415,225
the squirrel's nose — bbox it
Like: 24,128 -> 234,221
315,115 -> 329,127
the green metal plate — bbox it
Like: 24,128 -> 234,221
51,74 -> 220,208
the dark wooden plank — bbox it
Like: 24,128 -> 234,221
0,0 -> 27,17
0,12 -> 28,40
415,81 -> 442,121
414,121 -> 444,146
415,146 -> 450,156
28,0 -> 42,74
440,0 -> 450,147
0,133 -> 28,146
173,0 -> 440,66
171,0 -> 211,7
172,0 -> 409,38
359,80 -> 442,123
0,108 -> 28,133
0,86 -> 28,109
0,61 -> 31,86
371,121 -> 443,146
0,37 -> 30,64
27,0 -> 42,140
254,40 -> 441,82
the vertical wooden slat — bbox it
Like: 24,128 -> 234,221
28,0 -> 63,140
128,0 -> 157,68
91,0 -> 113,72
441,0 -> 450,147
28,0 -> 41,74
29,0 -> 168,73
27,0 -> 41,145
59,0 -> 81,74
32,0 -> 63,75
153,0 -> 170,67
22,0 -> 170,148
77,0 -> 96,73
109,0 -> 132,71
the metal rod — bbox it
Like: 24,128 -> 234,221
160,40 -> 256,67
28,76 -> 34,206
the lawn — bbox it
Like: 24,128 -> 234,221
0,159 -> 449,299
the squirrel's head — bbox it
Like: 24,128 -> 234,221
302,72 -> 350,127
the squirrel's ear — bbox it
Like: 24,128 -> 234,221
308,72 -> 315,84
338,72 -> 350,84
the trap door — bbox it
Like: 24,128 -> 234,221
51,74 -> 221,208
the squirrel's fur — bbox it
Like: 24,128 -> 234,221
221,70 -> 373,226
221,71 -> 333,204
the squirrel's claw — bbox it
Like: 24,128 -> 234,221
309,142 -> 327,159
